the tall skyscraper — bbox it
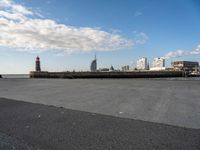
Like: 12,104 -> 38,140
90,54 -> 97,72
35,56 -> 41,72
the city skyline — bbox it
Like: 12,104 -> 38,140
0,0 -> 200,74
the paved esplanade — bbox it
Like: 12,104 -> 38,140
0,78 -> 200,129
0,98 -> 199,150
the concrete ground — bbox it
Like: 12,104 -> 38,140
0,78 -> 200,129
0,98 -> 200,150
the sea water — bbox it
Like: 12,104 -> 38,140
2,74 -> 29,78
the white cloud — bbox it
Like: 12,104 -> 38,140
133,31 -> 149,44
164,45 -> 200,59
0,0 -> 11,7
0,0 -> 33,21
0,0 -> 141,54
11,4 -> 33,15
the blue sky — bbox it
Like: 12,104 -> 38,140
0,0 -> 200,73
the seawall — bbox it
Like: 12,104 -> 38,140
30,71 -> 184,79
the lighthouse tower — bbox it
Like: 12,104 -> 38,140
35,56 -> 41,72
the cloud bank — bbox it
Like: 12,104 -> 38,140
164,45 -> 200,59
0,0 -> 139,53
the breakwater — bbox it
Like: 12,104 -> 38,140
30,71 -> 184,79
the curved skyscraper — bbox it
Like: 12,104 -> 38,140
90,55 -> 97,72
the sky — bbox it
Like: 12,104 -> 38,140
0,0 -> 200,74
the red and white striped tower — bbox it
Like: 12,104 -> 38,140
35,56 -> 41,72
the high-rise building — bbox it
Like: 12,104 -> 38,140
137,57 -> 148,70
90,55 -> 97,72
122,65 -> 129,71
150,57 -> 165,71
152,57 -> 165,68
35,56 -> 41,72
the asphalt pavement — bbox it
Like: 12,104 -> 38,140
0,78 -> 200,129
0,98 -> 199,150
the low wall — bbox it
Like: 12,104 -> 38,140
30,71 -> 184,79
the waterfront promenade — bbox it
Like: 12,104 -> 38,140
0,78 -> 200,149
0,78 -> 200,128
0,98 -> 199,150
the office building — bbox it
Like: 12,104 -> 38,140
172,61 -> 199,72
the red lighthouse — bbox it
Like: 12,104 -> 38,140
35,56 -> 41,72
